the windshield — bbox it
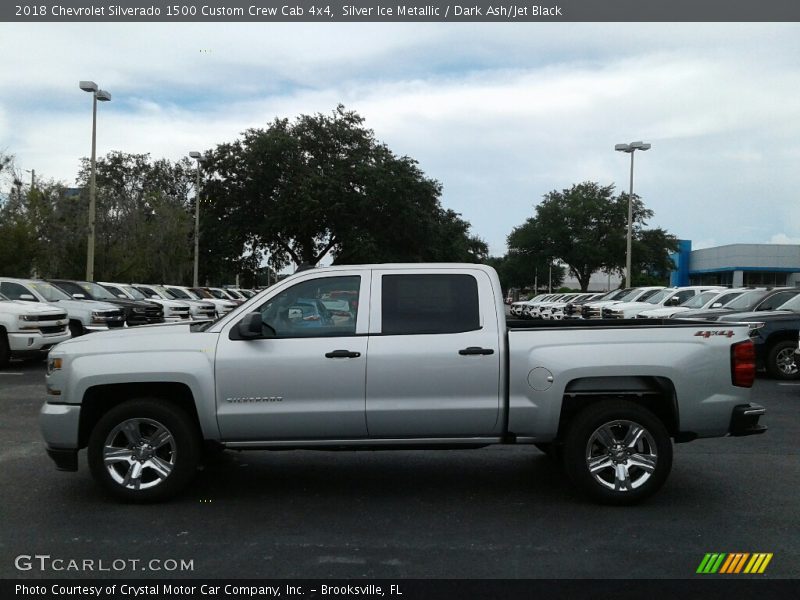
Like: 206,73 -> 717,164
645,289 -> 673,305
0,291 -> 8,301
681,291 -> 717,309
208,288 -> 227,299
618,289 -> 644,302
120,285 -> 147,300
192,288 -> 214,299
777,295 -> 800,312
81,282 -> 117,301
30,282 -> 71,301
165,287 -> 190,300
135,285 -> 162,299
723,290 -> 763,311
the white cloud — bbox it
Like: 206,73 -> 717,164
2,22 -> 800,256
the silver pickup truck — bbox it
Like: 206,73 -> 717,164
40,264 -> 766,505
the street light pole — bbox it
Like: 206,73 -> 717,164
80,81 -> 111,281
614,140 -> 651,287
189,152 -> 206,287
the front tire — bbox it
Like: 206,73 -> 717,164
563,401 -> 672,505
88,399 -> 201,502
767,340 -> 799,380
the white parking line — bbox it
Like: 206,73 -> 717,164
0,373 -> 24,376
777,382 -> 800,386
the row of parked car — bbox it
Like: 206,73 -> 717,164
0,277 -> 258,367
510,284 -> 800,380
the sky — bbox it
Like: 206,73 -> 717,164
1,22 -> 799,257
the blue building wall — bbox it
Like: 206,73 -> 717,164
669,239 -> 692,286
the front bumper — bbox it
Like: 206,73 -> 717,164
40,402 -> 81,450
729,403 -> 767,437
8,331 -> 70,353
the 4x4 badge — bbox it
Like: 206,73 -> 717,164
694,330 -> 735,338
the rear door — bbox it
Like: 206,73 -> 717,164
365,268 -> 502,437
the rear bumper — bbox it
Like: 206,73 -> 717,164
729,403 -> 767,437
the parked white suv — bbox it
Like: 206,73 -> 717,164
0,291 -> 70,367
0,278 -> 124,337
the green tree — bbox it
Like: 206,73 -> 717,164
72,152 -> 195,283
508,182 -> 676,291
485,252 -> 564,293
203,105 -> 486,278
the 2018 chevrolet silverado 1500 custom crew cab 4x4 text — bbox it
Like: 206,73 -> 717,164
40,264 -> 766,505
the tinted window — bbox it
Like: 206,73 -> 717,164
256,276 -> 360,338
52,280 -> 90,298
381,274 -> 480,335
1,282 -> 37,301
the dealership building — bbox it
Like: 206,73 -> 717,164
670,241 -> 800,288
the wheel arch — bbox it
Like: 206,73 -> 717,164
79,382 -> 202,448
557,375 -> 679,440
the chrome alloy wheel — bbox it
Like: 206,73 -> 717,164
775,347 -> 798,376
585,420 -> 658,492
103,418 -> 176,490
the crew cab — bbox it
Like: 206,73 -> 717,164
0,291 -> 70,367
40,264 -> 765,505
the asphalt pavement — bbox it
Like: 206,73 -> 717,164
0,360 -> 798,579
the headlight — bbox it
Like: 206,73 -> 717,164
47,357 -> 62,374
91,311 -> 108,322
132,307 -> 147,314
19,315 -> 37,322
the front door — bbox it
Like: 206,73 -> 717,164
215,272 -> 369,441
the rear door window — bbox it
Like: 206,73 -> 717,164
381,274 -> 480,335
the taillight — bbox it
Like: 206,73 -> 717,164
731,340 -> 756,387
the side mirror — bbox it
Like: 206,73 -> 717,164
116,294 -> 126,299
20,294 -> 36,301
668,297 -> 681,306
73,293 -> 86,299
236,312 -> 276,340
711,302 -> 723,308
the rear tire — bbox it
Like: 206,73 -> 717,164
563,401 -> 672,505
88,398 -> 201,502
0,332 -> 10,368
767,340 -> 800,380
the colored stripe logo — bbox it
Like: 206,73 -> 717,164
697,553 -> 773,574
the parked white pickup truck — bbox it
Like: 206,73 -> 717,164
0,278 -> 125,337
40,264 -> 765,505
0,291 -> 70,367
